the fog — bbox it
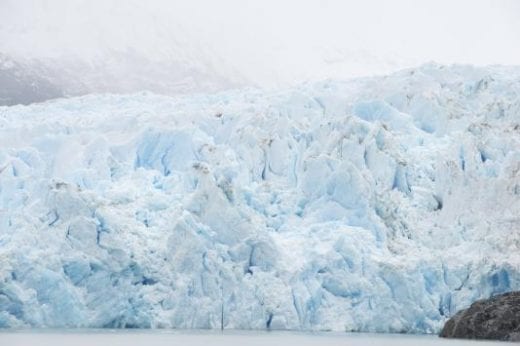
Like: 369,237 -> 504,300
0,0 -> 519,95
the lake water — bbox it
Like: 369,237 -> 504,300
0,330 -> 509,346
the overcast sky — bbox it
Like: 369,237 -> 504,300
1,0 -> 519,89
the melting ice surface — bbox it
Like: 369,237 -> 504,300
0,64 -> 519,332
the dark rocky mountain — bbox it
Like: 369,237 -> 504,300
440,291 -> 520,342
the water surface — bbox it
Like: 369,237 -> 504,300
0,330 -> 509,346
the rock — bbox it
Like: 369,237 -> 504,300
440,291 -> 520,341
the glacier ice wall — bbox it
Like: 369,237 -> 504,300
0,64 -> 519,332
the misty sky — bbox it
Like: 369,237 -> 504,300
1,0 -> 519,89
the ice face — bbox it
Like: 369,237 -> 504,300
0,64 -> 519,332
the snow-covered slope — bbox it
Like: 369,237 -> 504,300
0,51 -> 246,106
0,1 -> 249,103
0,64 -> 519,332
0,54 -> 64,106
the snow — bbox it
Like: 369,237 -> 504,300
0,64 -> 519,332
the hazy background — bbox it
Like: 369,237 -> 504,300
0,0 -> 519,100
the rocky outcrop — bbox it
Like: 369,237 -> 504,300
440,291 -> 520,341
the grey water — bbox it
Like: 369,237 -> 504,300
0,330 -> 510,346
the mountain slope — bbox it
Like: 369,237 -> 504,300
0,54 -> 64,106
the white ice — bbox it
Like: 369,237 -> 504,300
0,64 -> 519,332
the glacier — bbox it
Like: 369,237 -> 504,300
0,63 -> 519,332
